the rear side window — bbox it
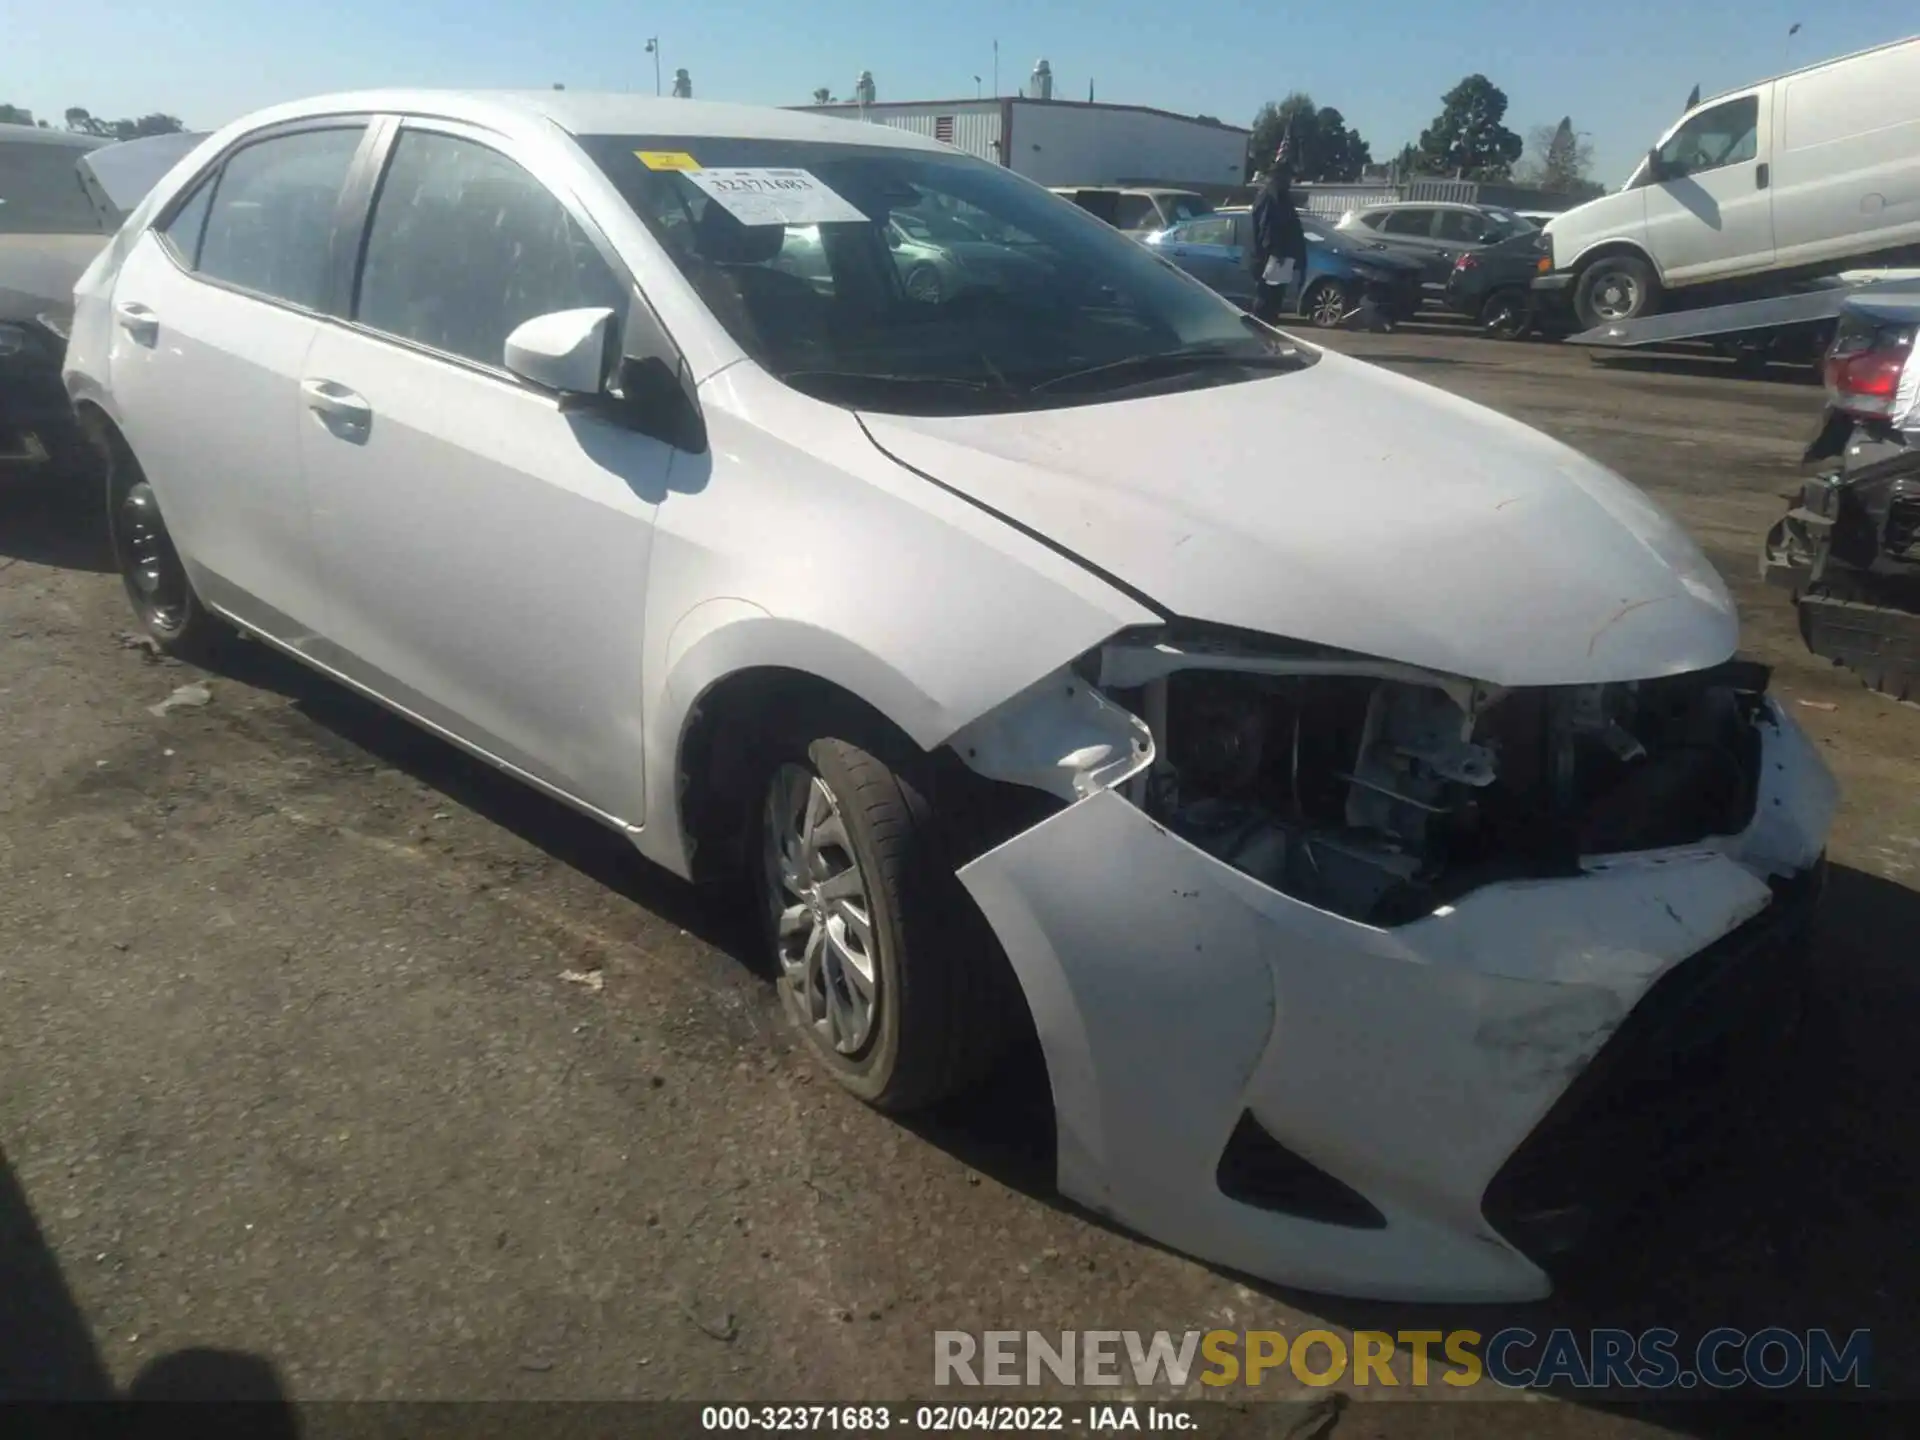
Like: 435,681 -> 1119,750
161,176 -> 215,266
196,126 -> 365,310
1377,208 -> 1434,236
0,137 -> 103,236
355,129 -> 627,369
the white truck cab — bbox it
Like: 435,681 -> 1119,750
1539,35 -> 1920,329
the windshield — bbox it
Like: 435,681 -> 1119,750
579,135 -> 1309,414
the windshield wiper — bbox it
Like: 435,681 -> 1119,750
1028,338 -> 1312,395
780,370 -> 999,391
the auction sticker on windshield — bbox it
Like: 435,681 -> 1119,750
636,150 -> 702,171
685,168 -> 868,227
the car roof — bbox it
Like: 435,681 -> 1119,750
1365,200 -> 1485,212
0,122 -> 108,151
210,90 -> 946,153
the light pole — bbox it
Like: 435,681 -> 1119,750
974,75 -> 981,99
992,40 -> 999,98
645,37 -> 661,96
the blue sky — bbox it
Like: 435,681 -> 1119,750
7,0 -> 1913,184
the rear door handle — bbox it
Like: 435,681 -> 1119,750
301,378 -> 372,427
114,301 -> 158,341
1756,163 -> 1770,190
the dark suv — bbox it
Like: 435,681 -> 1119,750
1335,201 -> 1535,293
1443,228 -> 1572,339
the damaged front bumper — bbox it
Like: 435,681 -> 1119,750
951,638 -> 1837,1302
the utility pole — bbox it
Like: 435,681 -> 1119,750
992,39 -> 999,98
645,37 -> 661,96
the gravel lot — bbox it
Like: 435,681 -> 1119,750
3,322 -> 1915,1432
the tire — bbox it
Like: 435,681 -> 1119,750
1573,254 -> 1661,330
95,416 -> 223,659
1478,288 -> 1533,341
1301,278 -> 1351,329
756,719 -> 1011,1112
903,264 -> 945,304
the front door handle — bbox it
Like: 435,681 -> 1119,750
1756,162 -> 1770,190
114,301 -> 159,342
301,378 -> 372,429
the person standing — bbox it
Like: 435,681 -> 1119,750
1248,134 -> 1308,323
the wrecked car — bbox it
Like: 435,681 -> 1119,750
65,90 -> 1837,1303
1763,284 -> 1920,701
1,125 -> 203,480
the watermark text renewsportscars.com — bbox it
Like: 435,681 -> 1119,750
934,1327 -> 1872,1391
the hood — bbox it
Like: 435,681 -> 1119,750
858,351 -> 1737,687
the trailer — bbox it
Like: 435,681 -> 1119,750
1556,274 -> 1920,373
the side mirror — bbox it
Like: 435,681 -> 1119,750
1645,148 -> 1666,184
503,306 -> 616,395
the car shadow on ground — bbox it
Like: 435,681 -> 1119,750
196,633 -> 761,968
0,471 -> 113,574
1,1143 -> 295,1419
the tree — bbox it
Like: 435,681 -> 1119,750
62,107 -> 185,140
1415,74 -> 1523,181
0,102 -> 32,126
811,87 -> 834,105
1521,117 -> 1604,199
1247,93 -> 1373,183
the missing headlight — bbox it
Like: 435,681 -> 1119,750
1101,640 -> 1767,925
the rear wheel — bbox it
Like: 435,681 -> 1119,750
97,418 -> 222,659
757,719 -> 1011,1112
1302,278 -> 1351,329
1574,254 -> 1661,329
1479,287 -> 1533,341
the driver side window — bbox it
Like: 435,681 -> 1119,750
1658,95 -> 1760,179
356,128 -> 627,369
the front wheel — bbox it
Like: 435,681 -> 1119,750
902,264 -> 945,304
1301,278 -> 1351,329
1574,255 -> 1661,329
758,727 -> 1010,1112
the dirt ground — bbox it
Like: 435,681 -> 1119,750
2,320 -> 1916,1433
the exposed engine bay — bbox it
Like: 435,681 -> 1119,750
1088,633 -> 1769,925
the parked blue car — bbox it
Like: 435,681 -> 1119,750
1143,207 -> 1425,327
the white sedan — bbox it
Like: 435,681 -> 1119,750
64,89 -> 1836,1302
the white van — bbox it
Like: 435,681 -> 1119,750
1539,35 -> 1920,328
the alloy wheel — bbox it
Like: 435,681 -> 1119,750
764,762 -> 880,1056
1308,282 -> 1350,328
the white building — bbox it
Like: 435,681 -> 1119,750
790,95 -> 1251,194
